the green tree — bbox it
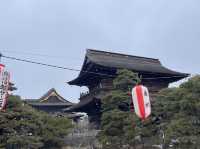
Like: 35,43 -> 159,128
153,76 -> 200,148
99,69 -> 141,148
0,95 -> 72,149
99,69 -> 200,149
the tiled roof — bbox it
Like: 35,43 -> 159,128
69,49 -> 189,85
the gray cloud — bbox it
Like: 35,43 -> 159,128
0,0 -> 199,101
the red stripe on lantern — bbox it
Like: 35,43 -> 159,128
135,86 -> 145,119
0,64 -> 5,68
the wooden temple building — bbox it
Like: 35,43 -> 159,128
26,88 -> 74,114
65,49 -> 189,127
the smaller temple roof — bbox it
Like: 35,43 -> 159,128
69,49 -> 189,86
39,88 -> 71,103
26,88 -> 74,106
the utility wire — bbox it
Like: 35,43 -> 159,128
1,54 -> 189,80
1,54 -> 115,77
1,49 -> 82,62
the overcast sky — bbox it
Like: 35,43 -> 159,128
0,0 -> 199,102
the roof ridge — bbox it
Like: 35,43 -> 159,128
39,88 -> 73,104
87,49 -> 160,62
39,88 -> 56,100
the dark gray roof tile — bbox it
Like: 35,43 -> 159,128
69,49 -> 189,86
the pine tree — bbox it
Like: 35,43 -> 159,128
0,95 -> 73,149
99,69 -> 200,149
99,69 -> 141,148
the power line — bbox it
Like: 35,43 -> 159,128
0,49 -> 83,62
1,50 -> 62,58
0,54 -> 189,80
1,54 -> 116,77
2,55 -> 79,71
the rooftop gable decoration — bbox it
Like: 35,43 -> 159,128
39,88 -> 69,103
26,88 -> 73,113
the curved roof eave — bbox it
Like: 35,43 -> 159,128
68,49 -> 189,86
